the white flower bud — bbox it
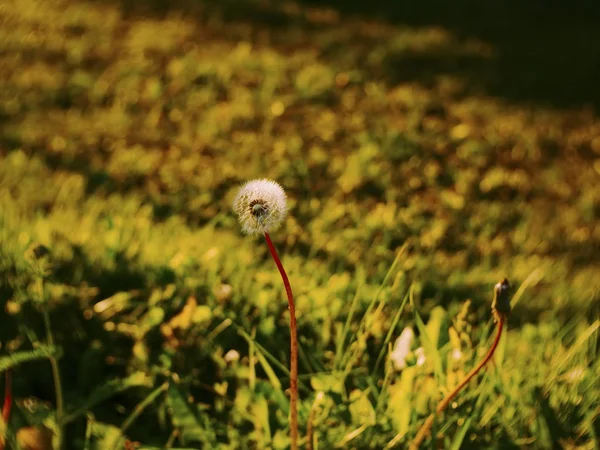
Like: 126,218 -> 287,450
232,178 -> 288,235
224,349 -> 240,363
391,327 -> 415,371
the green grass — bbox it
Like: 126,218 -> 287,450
1,0 -> 599,449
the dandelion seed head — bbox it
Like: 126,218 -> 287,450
233,178 -> 287,235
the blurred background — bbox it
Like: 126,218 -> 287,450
1,0 -> 599,448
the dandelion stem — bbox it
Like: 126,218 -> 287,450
409,316 -> 505,450
2,369 -> 12,426
264,231 -> 298,450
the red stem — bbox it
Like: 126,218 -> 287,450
437,316 -> 504,412
263,232 -> 298,450
409,316 -> 505,450
2,369 -> 12,425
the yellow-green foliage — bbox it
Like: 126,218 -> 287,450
0,0 -> 599,449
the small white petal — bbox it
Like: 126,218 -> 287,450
415,347 -> 426,367
224,349 -> 240,363
451,348 -> 463,361
391,327 -> 415,371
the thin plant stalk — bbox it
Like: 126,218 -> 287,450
409,316 -> 505,450
264,231 -> 298,450
37,277 -> 65,450
2,369 -> 11,425
306,392 -> 324,450
409,279 -> 511,450
120,382 -> 169,434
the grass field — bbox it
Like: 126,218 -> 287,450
1,0 -> 599,449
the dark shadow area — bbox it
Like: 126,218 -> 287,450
105,0 -> 600,111
299,0 -> 600,110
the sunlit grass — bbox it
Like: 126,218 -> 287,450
1,0 -> 599,449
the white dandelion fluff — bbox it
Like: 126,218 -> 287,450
233,178 -> 288,235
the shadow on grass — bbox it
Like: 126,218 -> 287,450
302,0 -> 600,110
104,0 -> 600,111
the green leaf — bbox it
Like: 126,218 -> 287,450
16,396 -> 54,425
251,393 -> 272,445
349,389 -> 376,426
139,307 -> 166,336
0,345 -> 60,372
425,306 -> 449,351
387,366 -> 416,439
310,373 -> 343,394
88,421 -> 126,450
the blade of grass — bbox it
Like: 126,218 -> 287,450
478,395 -> 505,428
335,423 -> 369,448
206,318 -> 232,342
239,329 -> 290,413
362,244 -> 406,322
374,345 -> 394,414
510,268 -> 544,308
552,321 -> 599,378
372,288 -> 411,376
236,326 -> 309,391
121,382 -> 169,433
167,385 -> 214,445
239,331 -> 282,392
83,416 -> 93,450
410,290 -> 443,381
298,339 -> 316,374
449,417 -> 472,450
334,285 -> 362,371
0,346 -> 60,373
64,372 -> 152,424
340,245 -> 407,368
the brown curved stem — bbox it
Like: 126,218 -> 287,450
409,316 -> 505,450
264,231 -> 298,450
